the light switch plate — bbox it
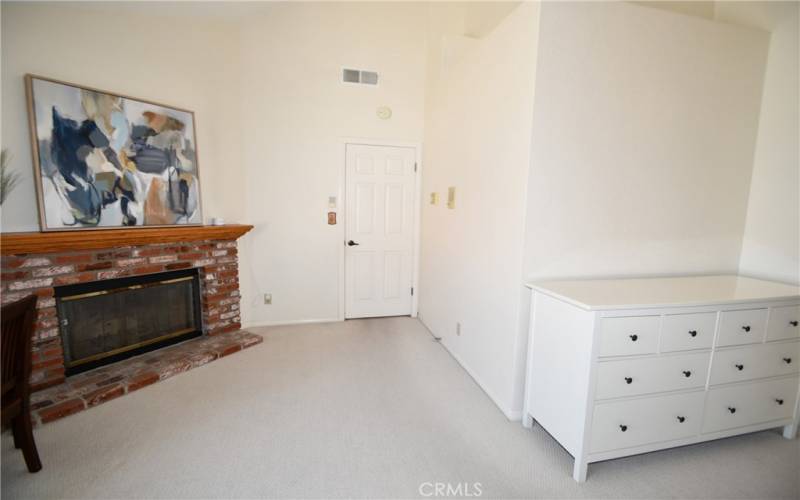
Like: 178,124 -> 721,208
430,192 -> 439,205
447,187 -> 456,209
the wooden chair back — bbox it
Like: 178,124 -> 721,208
2,295 -> 38,415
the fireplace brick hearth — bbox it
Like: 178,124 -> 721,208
29,329 -> 262,425
0,225 -> 253,392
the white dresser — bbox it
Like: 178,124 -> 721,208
522,275 -> 800,482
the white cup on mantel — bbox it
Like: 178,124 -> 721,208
210,217 -> 225,226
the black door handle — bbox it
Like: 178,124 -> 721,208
347,240 -> 360,246
688,330 -> 698,337
741,325 -> 751,332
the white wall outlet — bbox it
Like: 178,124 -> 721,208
456,322 -> 461,336
264,293 -> 272,305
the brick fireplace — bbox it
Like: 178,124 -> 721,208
0,224 -> 254,392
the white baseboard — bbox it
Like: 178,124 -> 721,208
418,319 -> 522,422
242,318 -> 342,329
506,409 -> 523,421
448,348 -> 522,422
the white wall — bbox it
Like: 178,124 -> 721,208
523,2 -> 768,282
0,2 -> 247,231
0,1 -> 430,328
462,1 -> 522,37
237,2 -> 428,326
631,1 -> 716,20
513,2 -> 769,416
419,2 -> 540,418
419,0 -> 770,419
513,1 -> 769,415
717,2 -> 800,285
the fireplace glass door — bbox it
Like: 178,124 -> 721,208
56,268 -> 202,375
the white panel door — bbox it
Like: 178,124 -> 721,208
345,144 -> 415,318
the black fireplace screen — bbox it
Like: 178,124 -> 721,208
56,268 -> 202,375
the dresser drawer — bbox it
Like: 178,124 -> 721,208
717,309 -> 767,347
596,352 -> 710,400
702,377 -> 799,433
709,341 -> 800,385
661,312 -> 716,352
599,316 -> 659,357
767,305 -> 800,341
590,391 -> 704,453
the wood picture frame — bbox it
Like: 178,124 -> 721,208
25,74 -> 204,231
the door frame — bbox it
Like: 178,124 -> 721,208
338,138 -> 422,321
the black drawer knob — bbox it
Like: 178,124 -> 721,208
677,416 -> 686,423
741,325 -> 751,332
783,357 -> 792,364
790,321 -> 798,327
735,364 -> 744,371
728,407 -> 737,414
688,330 -> 698,337
776,398 -> 784,406
629,334 -> 638,342
624,377 -> 633,384
682,370 -> 692,377
619,425 -> 628,432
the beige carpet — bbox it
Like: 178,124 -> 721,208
2,317 -> 798,499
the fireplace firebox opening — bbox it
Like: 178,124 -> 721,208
55,268 -> 203,376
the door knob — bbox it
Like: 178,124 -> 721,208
741,325 -> 751,332
347,240 -> 360,246
688,330 -> 698,337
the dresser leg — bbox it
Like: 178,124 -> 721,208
782,423 -> 797,440
573,459 -> 588,482
523,414 -> 534,429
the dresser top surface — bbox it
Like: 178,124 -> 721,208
526,275 -> 800,311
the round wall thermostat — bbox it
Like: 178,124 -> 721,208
376,106 -> 392,120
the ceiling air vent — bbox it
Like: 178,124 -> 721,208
342,68 -> 379,86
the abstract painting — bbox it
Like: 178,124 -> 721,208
26,75 -> 202,231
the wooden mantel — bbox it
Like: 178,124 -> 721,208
1,224 -> 254,255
